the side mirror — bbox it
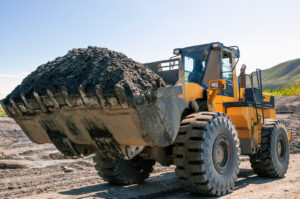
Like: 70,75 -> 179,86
209,79 -> 226,90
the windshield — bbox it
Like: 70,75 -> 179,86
183,53 -> 208,84
181,44 -> 211,85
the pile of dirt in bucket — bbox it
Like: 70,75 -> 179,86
3,46 -> 166,105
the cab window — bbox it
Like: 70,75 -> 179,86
183,56 -> 206,84
221,51 -> 234,97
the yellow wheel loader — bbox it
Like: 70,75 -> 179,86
1,42 -> 291,196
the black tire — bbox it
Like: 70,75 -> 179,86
93,152 -> 155,185
250,119 -> 289,178
173,112 -> 240,196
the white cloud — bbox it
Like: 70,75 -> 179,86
0,72 -> 29,100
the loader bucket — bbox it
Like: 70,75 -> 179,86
1,85 -> 185,159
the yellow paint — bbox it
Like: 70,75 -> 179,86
263,93 -> 271,102
227,107 -> 252,139
226,106 -> 262,144
263,108 -> 276,119
207,89 -> 219,111
287,131 -> 292,141
238,88 -> 245,101
184,83 -> 204,105
182,57 -> 281,149
207,79 -> 227,111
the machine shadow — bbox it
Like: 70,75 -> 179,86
59,169 -> 280,199
234,168 -> 281,191
59,172 -> 180,199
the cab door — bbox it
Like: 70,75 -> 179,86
221,50 -> 234,97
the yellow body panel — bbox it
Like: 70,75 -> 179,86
263,108 -> 276,119
186,78 -> 278,146
184,79 -> 278,146
225,106 -> 261,143
263,93 -> 272,102
181,52 -> 285,152
184,83 -> 204,105
226,106 -> 253,138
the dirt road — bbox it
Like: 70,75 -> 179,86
21,155 -> 300,199
1,152 -> 299,199
0,95 -> 300,199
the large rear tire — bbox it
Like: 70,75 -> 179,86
250,119 -> 289,177
93,152 -> 155,185
173,112 -> 240,196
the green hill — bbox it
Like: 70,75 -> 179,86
261,58 -> 300,89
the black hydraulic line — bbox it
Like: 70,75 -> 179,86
250,72 -> 259,152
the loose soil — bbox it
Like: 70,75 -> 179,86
275,95 -> 300,154
0,95 -> 299,199
3,47 -> 166,105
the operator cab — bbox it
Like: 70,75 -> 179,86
145,42 -> 240,97
174,42 -> 240,97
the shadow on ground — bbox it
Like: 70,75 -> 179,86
59,169 -> 280,199
234,169 -> 280,191
60,172 -> 180,198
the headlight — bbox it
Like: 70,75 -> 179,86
209,79 -> 226,90
210,81 -> 219,88
173,48 -> 181,55
212,42 -> 219,49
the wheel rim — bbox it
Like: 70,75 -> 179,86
276,134 -> 286,162
213,134 -> 231,174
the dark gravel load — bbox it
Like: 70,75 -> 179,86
3,46 -> 167,105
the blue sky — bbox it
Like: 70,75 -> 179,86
0,0 -> 300,98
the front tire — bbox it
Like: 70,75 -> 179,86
250,119 -> 289,177
173,112 -> 240,196
93,152 -> 155,185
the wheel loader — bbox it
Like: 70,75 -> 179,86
0,42 -> 292,196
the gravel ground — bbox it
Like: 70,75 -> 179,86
275,95 -> 300,154
0,96 -> 299,198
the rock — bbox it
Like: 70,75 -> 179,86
62,166 -> 73,173
0,163 -> 26,169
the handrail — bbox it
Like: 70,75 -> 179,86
250,72 -> 259,125
256,69 -> 265,124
